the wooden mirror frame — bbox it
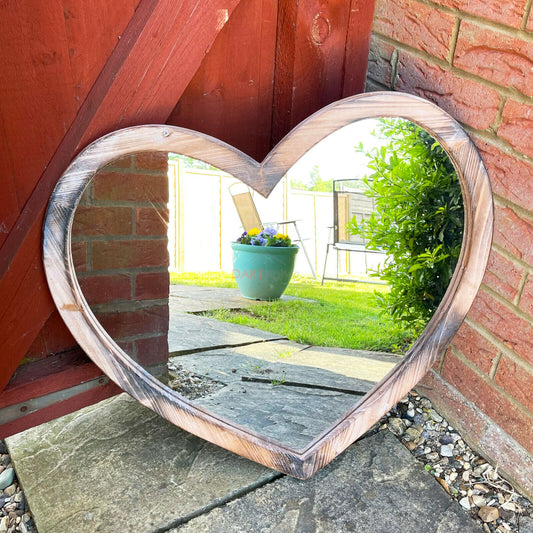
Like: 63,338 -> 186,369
43,92 -> 493,479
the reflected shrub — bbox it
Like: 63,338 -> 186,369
347,119 -> 464,333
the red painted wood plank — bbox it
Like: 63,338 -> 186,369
62,0 -> 141,108
0,350 -> 101,410
0,251 -> 56,388
0,382 -> 122,439
0,0 -> 142,247
24,311 -> 78,361
0,0 -> 77,214
167,0 -> 278,162
0,114 -> 19,249
0,0 -> 243,393
342,0 -> 377,97
271,0 -> 369,145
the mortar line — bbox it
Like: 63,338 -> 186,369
488,350 -> 502,380
514,270 -> 529,307
522,0 -> 533,31
447,17 -> 461,65
421,0 -> 533,38
449,346 -> 533,418
465,317 -> 533,371
373,32 -> 533,106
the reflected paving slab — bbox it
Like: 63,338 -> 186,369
168,310 -> 286,356
170,340 -> 401,450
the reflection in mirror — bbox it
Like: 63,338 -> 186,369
71,152 -> 171,382
71,117 -> 463,451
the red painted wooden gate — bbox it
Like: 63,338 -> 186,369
0,0 -> 375,436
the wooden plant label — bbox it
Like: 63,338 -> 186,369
43,92 -> 493,479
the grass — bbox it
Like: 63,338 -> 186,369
170,272 -> 416,354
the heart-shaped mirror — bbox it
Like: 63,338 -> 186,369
43,92 -> 493,479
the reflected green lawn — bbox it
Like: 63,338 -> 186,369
170,272 -> 415,354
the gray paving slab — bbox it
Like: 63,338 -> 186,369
170,341 -> 401,449
171,341 -> 400,391
7,285 -> 479,533
169,285 -> 306,313
6,394 -> 483,533
6,394 -> 278,533
170,430 -> 482,533
168,312 -> 285,355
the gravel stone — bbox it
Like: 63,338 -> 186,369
384,392 -> 533,533
0,469 -> 14,491
387,417 -> 406,436
479,506 -> 500,522
440,444 -> 454,457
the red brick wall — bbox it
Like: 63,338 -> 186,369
368,0 -> 533,497
71,152 -> 170,378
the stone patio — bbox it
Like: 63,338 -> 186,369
5,286 -> 485,532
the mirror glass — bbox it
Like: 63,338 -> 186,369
71,118 -> 463,451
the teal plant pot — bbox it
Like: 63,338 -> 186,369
231,243 -> 299,300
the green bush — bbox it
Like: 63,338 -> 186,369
346,119 -> 464,333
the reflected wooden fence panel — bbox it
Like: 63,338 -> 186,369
168,160 -> 375,278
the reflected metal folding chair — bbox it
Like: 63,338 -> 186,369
229,183 -> 317,279
321,179 -> 386,284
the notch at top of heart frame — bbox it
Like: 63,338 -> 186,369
43,91 -> 493,479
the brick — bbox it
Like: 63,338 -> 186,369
71,206 -> 133,236
441,351 -> 533,451
105,155 -> 134,169
367,36 -> 395,88
468,290 -> 533,364
373,0 -> 454,59
495,354 -> 533,412
136,207 -> 169,236
117,340 -> 135,358
454,22 -> 533,98
482,249 -> 524,301
365,79 -> 388,92
438,0 -> 526,28
77,273 -> 132,306
396,53 -> 500,129
498,99 -> 533,158
493,205 -> 533,265
528,12 -> 533,32
92,239 -> 169,271
71,241 -> 87,273
474,138 -> 533,212
135,335 -> 169,367
93,172 -> 168,203
519,274 -> 533,317
77,182 -> 93,206
135,271 -> 169,300
96,304 -> 169,341
133,152 -> 169,172
451,322 -> 499,374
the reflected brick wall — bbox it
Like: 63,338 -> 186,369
70,151 -> 169,377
